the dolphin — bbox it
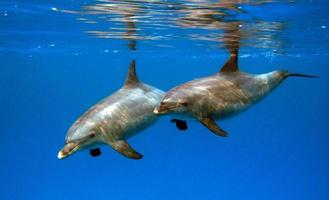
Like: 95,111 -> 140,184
58,60 -> 164,159
154,51 -> 318,136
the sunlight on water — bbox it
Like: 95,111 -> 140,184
54,0 -> 293,52
1,0 -> 327,56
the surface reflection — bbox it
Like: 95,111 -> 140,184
56,0 -> 291,51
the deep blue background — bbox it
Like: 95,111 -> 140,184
1,0 -> 329,200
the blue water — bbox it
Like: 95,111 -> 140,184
1,0 -> 329,199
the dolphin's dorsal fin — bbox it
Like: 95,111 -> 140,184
124,59 -> 140,86
220,50 -> 239,73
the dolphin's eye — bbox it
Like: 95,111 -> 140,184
160,102 -> 165,105
89,133 -> 96,138
181,102 -> 188,106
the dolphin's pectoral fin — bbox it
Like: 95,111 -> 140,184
199,117 -> 228,137
171,119 -> 188,131
89,148 -> 102,157
110,140 -> 143,159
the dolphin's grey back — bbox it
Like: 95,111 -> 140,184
69,83 -> 164,142
99,83 -> 164,139
165,70 -> 281,119
220,72 -> 278,103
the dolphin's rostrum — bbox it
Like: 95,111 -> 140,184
154,51 -> 318,136
58,60 -> 164,159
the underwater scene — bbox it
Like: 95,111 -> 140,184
1,0 -> 329,199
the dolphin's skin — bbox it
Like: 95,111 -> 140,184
154,52 -> 318,136
58,60 -> 164,159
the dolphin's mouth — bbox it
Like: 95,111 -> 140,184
57,142 -> 80,159
154,105 -> 170,115
153,107 -> 162,115
154,102 -> 182,115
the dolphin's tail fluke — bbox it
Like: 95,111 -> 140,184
286,73 -> 319,78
